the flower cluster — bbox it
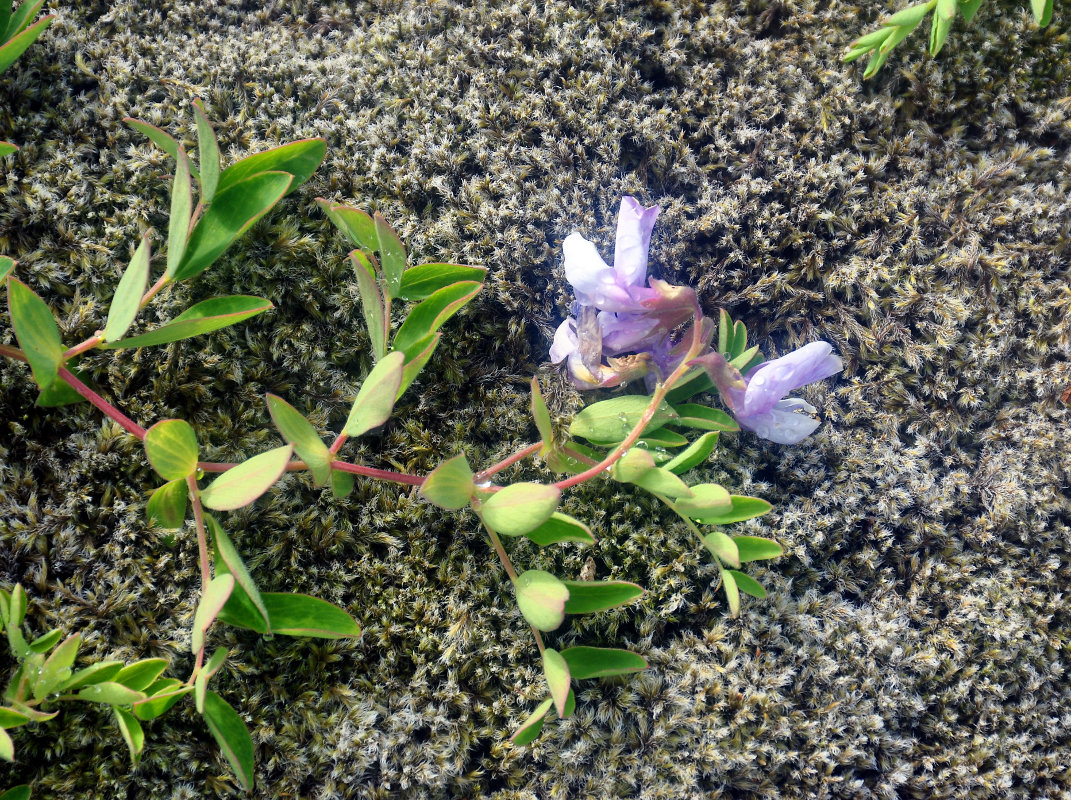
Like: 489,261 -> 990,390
551,197 -> 842,444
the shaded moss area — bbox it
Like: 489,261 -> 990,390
1,0 -> 1070,797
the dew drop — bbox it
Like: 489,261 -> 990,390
195,468 -> 205,480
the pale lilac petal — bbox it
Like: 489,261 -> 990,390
599,310 -> 662,354
738,398 -> 821,444
549,318 -> 578,364
739,342 -> 842,417
613,196 -> 660,287
562,232 -> 612,295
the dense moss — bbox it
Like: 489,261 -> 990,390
1,0 -> 1069,797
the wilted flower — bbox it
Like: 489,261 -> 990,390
550,197 -> 695,389
691,342 -> 843,444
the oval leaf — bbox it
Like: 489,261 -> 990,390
398,262 -> 487,301
113,658 -> 169,693
166,147 -> 193,279
374,212 -> 406,297
419,453 -> 474,511
60,660 -> 124,692
513,570 -> 569,632
104,233 -> 151,342
344,350 -> 404,437
524,512 -> 596,547
174,172 -> 293,281
261,592 -> 361,638
146,478 -> 189,528
191,574 -> 235,655
393,281 -> 482,356
733,535 -> 784,563
702,530 -> 740,568
77,681 -> 147,706
669,403 -> 739,432
691,495 -> 773,525
561,580 -> 643,614
569,395 -> 678,444
542,648 -> 571,719
396,332 -> 440,399
663,431 -> 719,475
559,646 -> 648,680
202,690 -> 255,791
7,277 -> 63,391
102,295 -> 273,350
200,445 -> 292,511
672,483 -> 732,518
267,394 -> 331,486
113,706 -> 145,765
509,697 -> 553,746
728,570 -> 767,598
217,138 -> 326,196
33,634 -> 81,701
481,483 -> 561,537
144,419 -> 199,481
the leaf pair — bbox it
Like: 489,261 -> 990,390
513,569 -> 643,632
0,0 -> 54,76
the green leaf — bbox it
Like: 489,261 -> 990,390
208,513 -> 270,632
702,530 -> 740,569
28,628 -> 63,653
393,281 -> 482,356
32,634 -> 81,701
690,495 -> 773,525
733,535 -> 784,562
7,277 -> 63,391
886,1 -> 934,27
102,295 -> 273,349
610,447 -> 656,483
1031,0 -> 1047,23
0,255 -> 14,281
524,512 -> 596,547
542,648 -> 570,719
664,367 -> 715,405
113,706 -> 145,766
0,14 -> 54,75
144,419 -> 199,481
509,697 -> 553,745
717,309 -> 735,355
124,118 -> 200,181
77,681 -> 147,705
261,593 -> 361,638
146,478 -> 188,528
514,570 -> 569,631
4,0 -> 46,41
671,483 -> 732,518
481,483 -> 561,537
0,706 -> 30,728
0,727 -> 12,763
0,1 -> 10,42
202,691 -> 255,791
60,660 -> 124,691
419,453 -> 474,511
217,138 -> 326,196
166,146 -> 193,279
174,171 -> 293,281
729,570 -> 767,598
192,100 -> 220,205
569,395 -> 678,444
33,364 -> 87,408
0,786 -> 31,800
199,445 -> 292,511
191,574 -> 235,654
317,201 -> 377,252
350,249 -> 388,360
133,678 -> 191,721
530,377 -> 554,452
561,580 -> 643,614
929,7 -> 951,54
669,403 -> 739,432
343,350 -> 404,437
663,432 -> 719,475
113,659 -> 169,692
396,332 -> 440,399
195,646 -> 228,713
267,394 -> 332,487
398,262 -> 488,301
959,0 -> 984,22
632,466 -> 693,498
2,584 -> 26,627
0,143 -> 14,159
721,569 -> 740,617
559,646 -> 647,679
103,233 -> 151,342
330,469 -> 355,499
374,212 -> 406,297
730,344 -> 762,374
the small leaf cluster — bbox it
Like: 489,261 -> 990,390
843,0 -> 1052,78
0,0 -> 54,157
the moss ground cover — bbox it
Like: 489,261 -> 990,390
1,0 -> 1069,797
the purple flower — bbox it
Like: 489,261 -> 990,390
550,197 -> 696,389
691,342 -> 843,444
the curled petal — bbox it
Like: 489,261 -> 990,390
739,342 -> 842,418
549,318 -> 578,364
563,233 -> 635,311
613,196 -> 660,287
737,398 -> 821,445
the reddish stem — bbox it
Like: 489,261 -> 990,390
330,459 -> 424,486
63,334 -> 104,361
475,441 -> 542,484
58,366 -> 147,439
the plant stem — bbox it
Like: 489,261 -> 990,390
58,366 -> 147,439
63,335 -> 104,360
0,343 -> 26,362
475,441 -> 542,483
330,459 -> 424,486
140,274 -> 170,309
187,475 -> 212,589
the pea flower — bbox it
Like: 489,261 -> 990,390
691,342 -> 843,444
550,197 -> 695,389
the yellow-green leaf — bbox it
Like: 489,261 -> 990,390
144,419 -> 199,481
199,445 -> 292,511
